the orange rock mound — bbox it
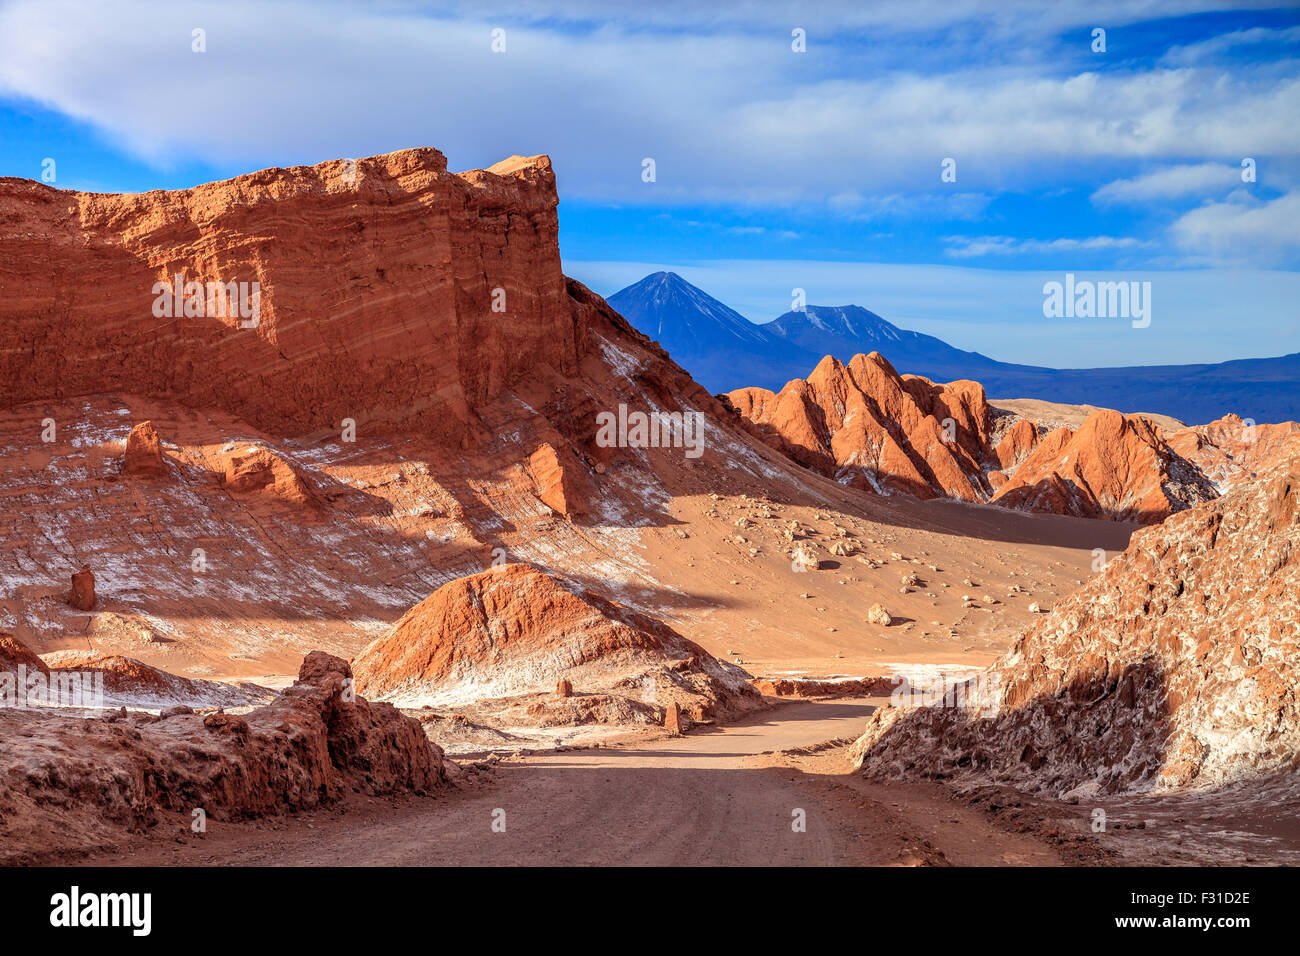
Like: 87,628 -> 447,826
353,564 -> 760,726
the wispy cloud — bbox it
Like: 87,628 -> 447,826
0,0 -> 1296,205
1091,163 -> 1243,204
943,235 -> 1149,258
1170,190 -> 1300,266
1159,24 -> 1300,67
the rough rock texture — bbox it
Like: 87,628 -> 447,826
68,565 -> 95,611
0,631 -> 48,676
850,456 -> 1300,796
664,701 -> 684,735
1166,414 -> 1300,492
751,675 -> 902,698
730,353 -> 1230,523
0,149 -> 578,443
729,353 -> 990,502
526,441 -> 592,517
0,652 -> 448,864
353,564 -> 761,726
34,647 -> 273,709
122,420 -> 169,478
992,409 -> 1218,523
219,445 -> 323,511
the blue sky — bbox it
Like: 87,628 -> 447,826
1,0 -> 1297,367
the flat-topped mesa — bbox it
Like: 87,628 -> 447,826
0,148 -> 578,441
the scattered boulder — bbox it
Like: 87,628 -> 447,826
527,441 -> 594,518
866,603 -> 893,626
556,679 -> 573,698
219,446 -> 322,511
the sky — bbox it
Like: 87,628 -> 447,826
1,0 -> 1297,367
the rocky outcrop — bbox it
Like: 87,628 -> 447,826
353,564 -> 761,727
850,458 -> 1300,796
122,421 -> 169,478
0,652 -> 448,864
68,565 -> 95,611
730,353 -> 1230,523
0,631 -> 48,676
527,442 -> 593,517
752,675 -> 901,698
219,445 -> 322,511
729,353 -> 990,502
992,410 -> 1217,523
1166,414 -> 1300,491
0,149 -> 578,444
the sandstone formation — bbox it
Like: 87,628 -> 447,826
122,420 -> 170,478
664,701 -> 683,735
850,458 -> 1300,796
0,632 -> 48,677
219,445 -> 323,511
35,648 -> 273,709
1,148 -> 770,682
1166,414 -> 1300,491
68,565 -> 95,611
729,353 -> 990,502
527,442 -> 592,517
751,675 -> 901,698
993,410 -> 1217,523
729,353 -> 1236,523
0,150 -> 580,444
353,564 -> 760,727
0,652 -> 448,864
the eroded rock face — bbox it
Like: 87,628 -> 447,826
1166,414 -> 1300,492
991,409 -> 1217,523
352,564 -> 760,725
122,421 -> 169,478
219,446 -> 322,511
0,631 -> 49,676
729,353 -> 1235,523
527,442 -> 593,517
68,566 -> 95,611
0,651 -> 447,864
729,353 -> 990,502
850,452 -> 1300,797
0,149 -> 578,444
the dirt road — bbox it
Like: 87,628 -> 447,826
84,698 -> 1070,866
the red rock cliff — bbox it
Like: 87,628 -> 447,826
0,149 -> 581,441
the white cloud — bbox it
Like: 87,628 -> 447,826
0,0 -> 1297,205
1160,25 -> 1300,67
944,235 -> 1147,258
1170,190 -> 1300,266
1091,162 -> 1242,204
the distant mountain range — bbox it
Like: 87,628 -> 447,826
607,271 -> 1299,426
